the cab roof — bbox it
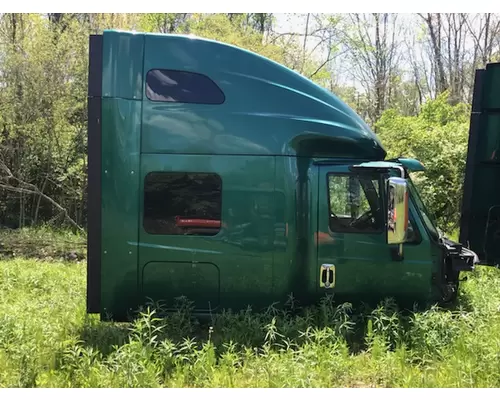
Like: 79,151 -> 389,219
101,29 -> 387,160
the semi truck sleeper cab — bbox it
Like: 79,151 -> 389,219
87,30 -> 478,321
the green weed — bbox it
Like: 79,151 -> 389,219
0,226 -> 86,261
1,254 -> 500,387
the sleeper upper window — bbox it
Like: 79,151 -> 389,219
145,69 -> 225,104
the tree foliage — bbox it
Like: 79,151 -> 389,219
376,92 -> 470,232
0,13 -> 489,236
0,14 -> 89,229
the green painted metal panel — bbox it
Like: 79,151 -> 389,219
142,261 -> 220,310
137,153 -> 285,312
482,62 -> 500,109
303,159 -> 321,300
100,98 -> 142,320
102,30 -> 144,100
461,63 -> 500,265
139,32 -> 386,159
271,156 -> 299,300
397,158 -> 426,172
476,114 -> 500,162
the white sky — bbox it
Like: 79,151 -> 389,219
272,13 -> 488,94
272,13 -> 399,90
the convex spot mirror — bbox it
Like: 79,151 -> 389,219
386,177 -> 409,245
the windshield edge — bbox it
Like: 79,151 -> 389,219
407,176 -> 441,242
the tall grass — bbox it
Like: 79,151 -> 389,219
1,231 -> 500,387
0,225 -> 86,261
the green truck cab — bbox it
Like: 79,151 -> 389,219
87,30 -> 477,321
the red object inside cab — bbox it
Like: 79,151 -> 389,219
175,216 -> 222,228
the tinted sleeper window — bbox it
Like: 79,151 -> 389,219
144,172 -> 222,236
146,69 -> 225,104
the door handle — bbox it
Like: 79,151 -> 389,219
320,264 -> 335,288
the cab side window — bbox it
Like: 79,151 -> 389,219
143,172 -> 222,236
328,173 -> 383,233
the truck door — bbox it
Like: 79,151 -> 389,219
316,164 -> 433,303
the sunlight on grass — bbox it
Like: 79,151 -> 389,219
0,228 -> 500,387
1,248 -> 500,387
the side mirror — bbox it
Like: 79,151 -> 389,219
386,177 -> 409,249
